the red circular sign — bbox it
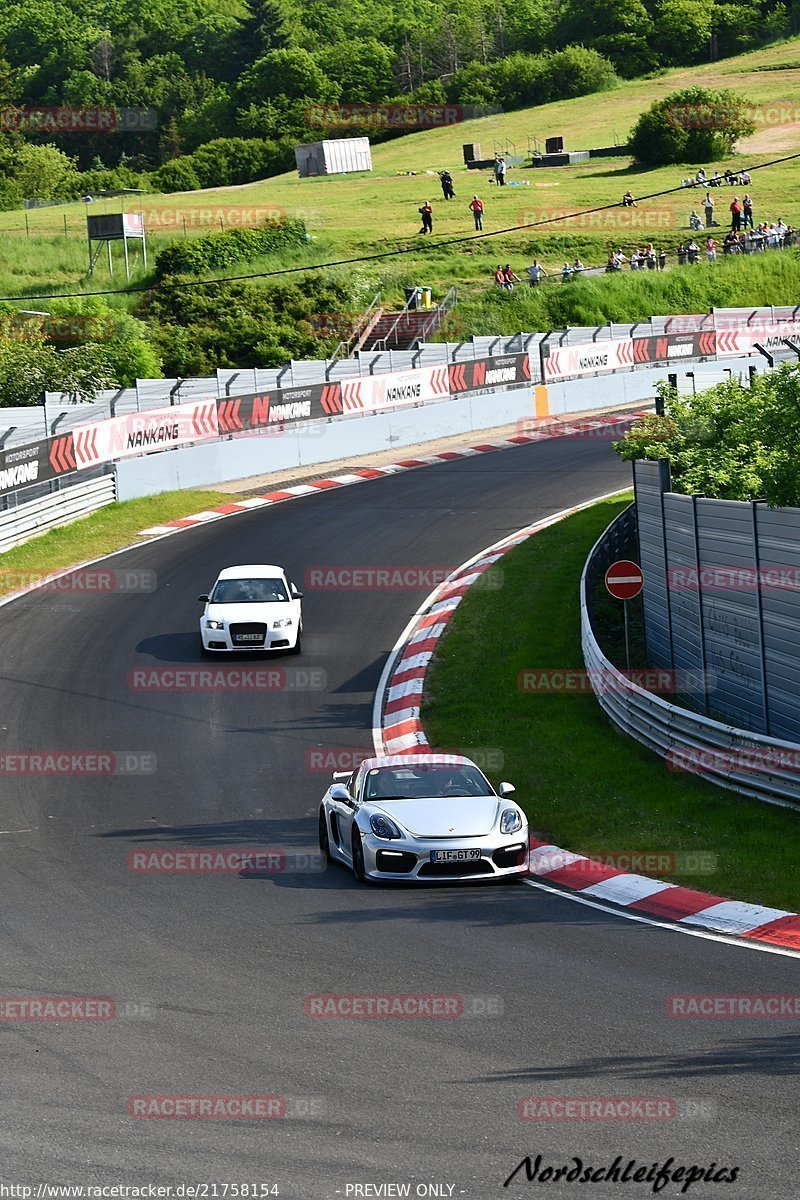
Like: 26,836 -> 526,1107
605,559 -> 644,600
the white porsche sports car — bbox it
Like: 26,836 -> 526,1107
319,753 -> 529,882
198,564 -> 303,654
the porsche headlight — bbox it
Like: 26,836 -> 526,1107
205,619 -> 224,630
369,814 -> 402,840
273,617 -> 293,628
500,808 -> 523,834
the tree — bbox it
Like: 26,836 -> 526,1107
237,47 -> 340,106
12,142 -> 79,199
614,369 -> 800,507
654,0 -> 713,65
629,87 -> 757,166
316,39 -> 395,103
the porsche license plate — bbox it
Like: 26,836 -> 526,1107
430,849 -> 481,863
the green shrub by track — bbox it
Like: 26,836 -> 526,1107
421,495 -> 799,911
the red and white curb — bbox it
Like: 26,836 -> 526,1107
137,412 -> 648,537
372,499 -> 800,956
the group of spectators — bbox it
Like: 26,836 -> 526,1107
679,166 -> 752,189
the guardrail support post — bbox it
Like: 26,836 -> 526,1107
691,493 -> 710,715
751,499 -> 771,735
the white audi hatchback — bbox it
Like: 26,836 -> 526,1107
198,564 -> 303,654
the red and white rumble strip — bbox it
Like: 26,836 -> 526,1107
374,507 -> 800,954
137,414 -> 648,537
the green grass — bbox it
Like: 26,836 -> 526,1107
0,488 -> 230,597
5,36 -> 800,318
421,495 -> 799,911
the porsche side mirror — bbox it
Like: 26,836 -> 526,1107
330,783 -> 352,803
197,594 -> 210,603
498,782 -> 516,798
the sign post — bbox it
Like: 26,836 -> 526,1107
604,559 -> 644,672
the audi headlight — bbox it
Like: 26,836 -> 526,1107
273,617 -> 293,628
369,814 -> 402,840
205,619 -> 224,630
500,808 -> 523,834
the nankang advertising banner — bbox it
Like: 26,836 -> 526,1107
0,433 -> 77,498
216,382 -> 343,433
449,353 -> 530,393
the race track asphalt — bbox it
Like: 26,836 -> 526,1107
0,435 -> 796,1198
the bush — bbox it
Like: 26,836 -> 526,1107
150,157 -> 202,193
153,218 -> 308,279
629,86 -> 757,165
543,47 -> 617,98
615,367 -> 800,506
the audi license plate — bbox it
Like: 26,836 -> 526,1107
430,849 -> 481,863
234,634 -> 262,643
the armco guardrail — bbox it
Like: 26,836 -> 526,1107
581,506 -> 800,809
0,473 -> 116,553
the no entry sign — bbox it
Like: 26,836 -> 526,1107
605,560 -> 644,600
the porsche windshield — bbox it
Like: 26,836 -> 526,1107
365,764 -> 491,800
211,578 -> 289,604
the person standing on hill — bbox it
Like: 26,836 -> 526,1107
469,195 -> 484,230
418,201 -> 433,234
704,193 -> 715,227
440,170 -> 455,200
730,196 -> 742,232
743,194 -> 754,229
528,259 -> 548,286
494,156 -> 507,186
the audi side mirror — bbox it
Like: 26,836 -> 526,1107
197,594 -> 210,603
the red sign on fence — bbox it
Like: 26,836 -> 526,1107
605,560 -> 644,600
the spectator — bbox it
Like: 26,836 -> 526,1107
614,248 -> 627,268
439,170 -> 455,200
657,247 -> 667,271
494,264 -> 506,288
646,244 -> 657,270
606,251 -> 621,272
743,194 -> 754,229
704,193 -> 716,227
776,218 -> 787,243
785,224 -> 794,249
469,194 -> 484,230
502,263 -> 520,290
622,190 -> 637,207
689,209 -> 703,231
528,259 -> 548,286
706,236 -> 717,263
696,167 -> 707,185
561,262 -> 572,283
730,196 -> 742,232
494,156 -> 507,186
740,170 -> 751,186
630,248 -> 641,271
768,223 -> 781,249
722,229 -> 739,254
572,258 -> 585,275
418,201 -> 433,234
687,237 -> 700,263
677,242 -> 687,266
710,170 -> 723,187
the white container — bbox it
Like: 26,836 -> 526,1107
294,138 -> 372,177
